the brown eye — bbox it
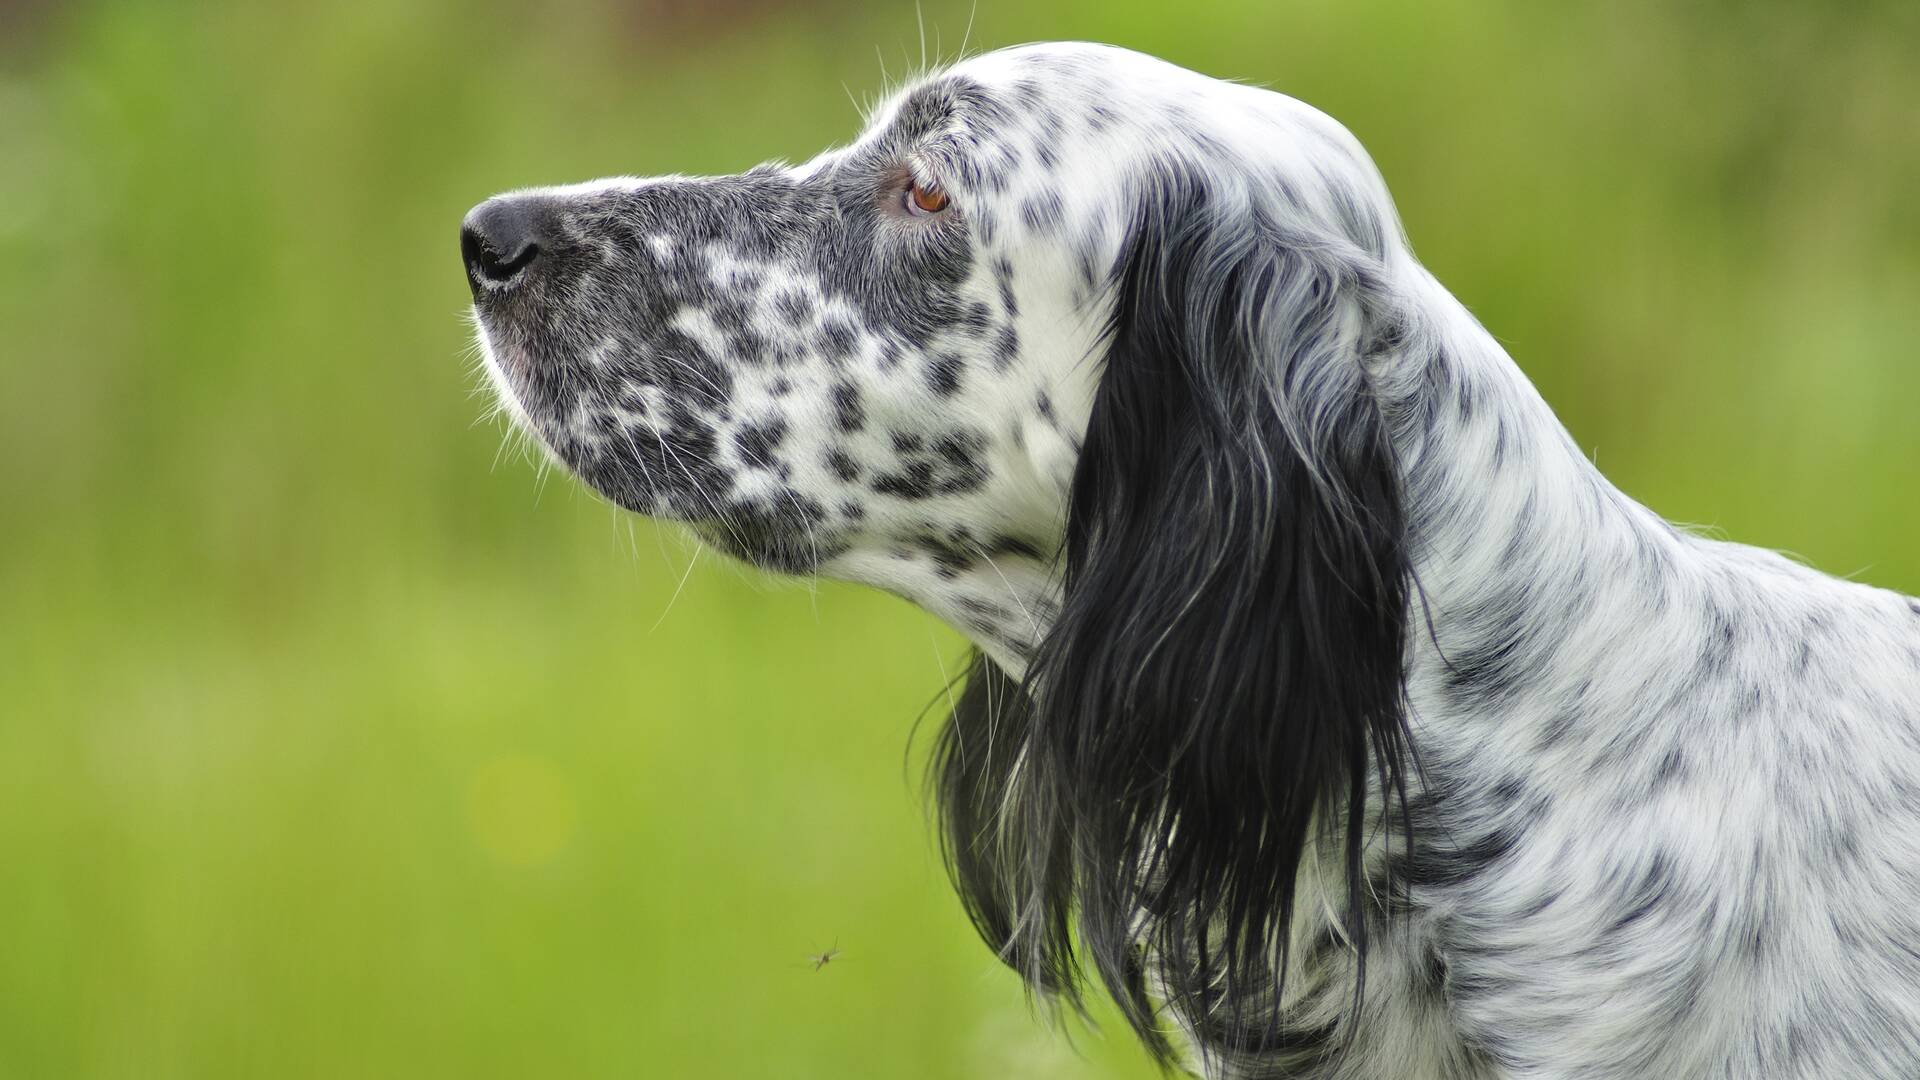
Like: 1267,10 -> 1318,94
905,179 -> 950,216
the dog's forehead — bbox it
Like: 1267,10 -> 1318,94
823,43 -> 1367,202
950,41 -> 1203,94
841,44 -> 1200,156
785,44 -> 1206,218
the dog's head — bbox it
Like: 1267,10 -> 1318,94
466,41 -> 1420,1066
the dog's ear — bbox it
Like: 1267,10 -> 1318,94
943,167 -> 1416,1062
929,650 -> 1075,990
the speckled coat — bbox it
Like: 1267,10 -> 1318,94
464,42 -> 1920,1080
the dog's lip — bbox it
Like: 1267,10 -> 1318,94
472,326 -> 534,401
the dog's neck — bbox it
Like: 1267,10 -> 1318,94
1382,267 -> 1688,725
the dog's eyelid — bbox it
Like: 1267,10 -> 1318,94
900,155 -> 941,191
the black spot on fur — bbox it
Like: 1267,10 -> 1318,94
927,541 -> 975,579
986,535 -> 1045,560
960,302 -> 993,337
816,316 -> 858,363
931,432 -> 988,494
709,296 -> 752,335
1443,624 -> 1525,703
725,331 -> 767,366
1652,747 -> 1689,789
991,325 -> 1020,371
772,290 -> 813,324
872,461 -> 935,500
925,353 -> 965,397
732,418 -> 787,468
1021,191 -> 1066,234
830,381 -> 864,433
1605,851 -> 1676,934
825,448 -> 860,482
1393,824 -> 1520,891
957,595 -> 1011,619
994,258 -> 1018,317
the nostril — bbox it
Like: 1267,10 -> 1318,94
460,198 -> 547,291
461,225 -> 538,283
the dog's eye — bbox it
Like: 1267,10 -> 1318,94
904,179 -> 950,217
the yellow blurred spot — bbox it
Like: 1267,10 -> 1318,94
467,756 -> 578,867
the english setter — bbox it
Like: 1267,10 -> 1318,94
460,42 -> 1920,1080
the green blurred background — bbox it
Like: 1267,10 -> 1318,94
0,1 -> 1914,1076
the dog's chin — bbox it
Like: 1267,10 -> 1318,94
693,519 -> 842,577
532,446 -> 838,576
552,451 -> 674,519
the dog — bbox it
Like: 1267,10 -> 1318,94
460,42 -> 1920,1080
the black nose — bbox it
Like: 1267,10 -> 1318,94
461,198 -> 546,292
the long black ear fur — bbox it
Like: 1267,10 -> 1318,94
934,166 -> 1414,1067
